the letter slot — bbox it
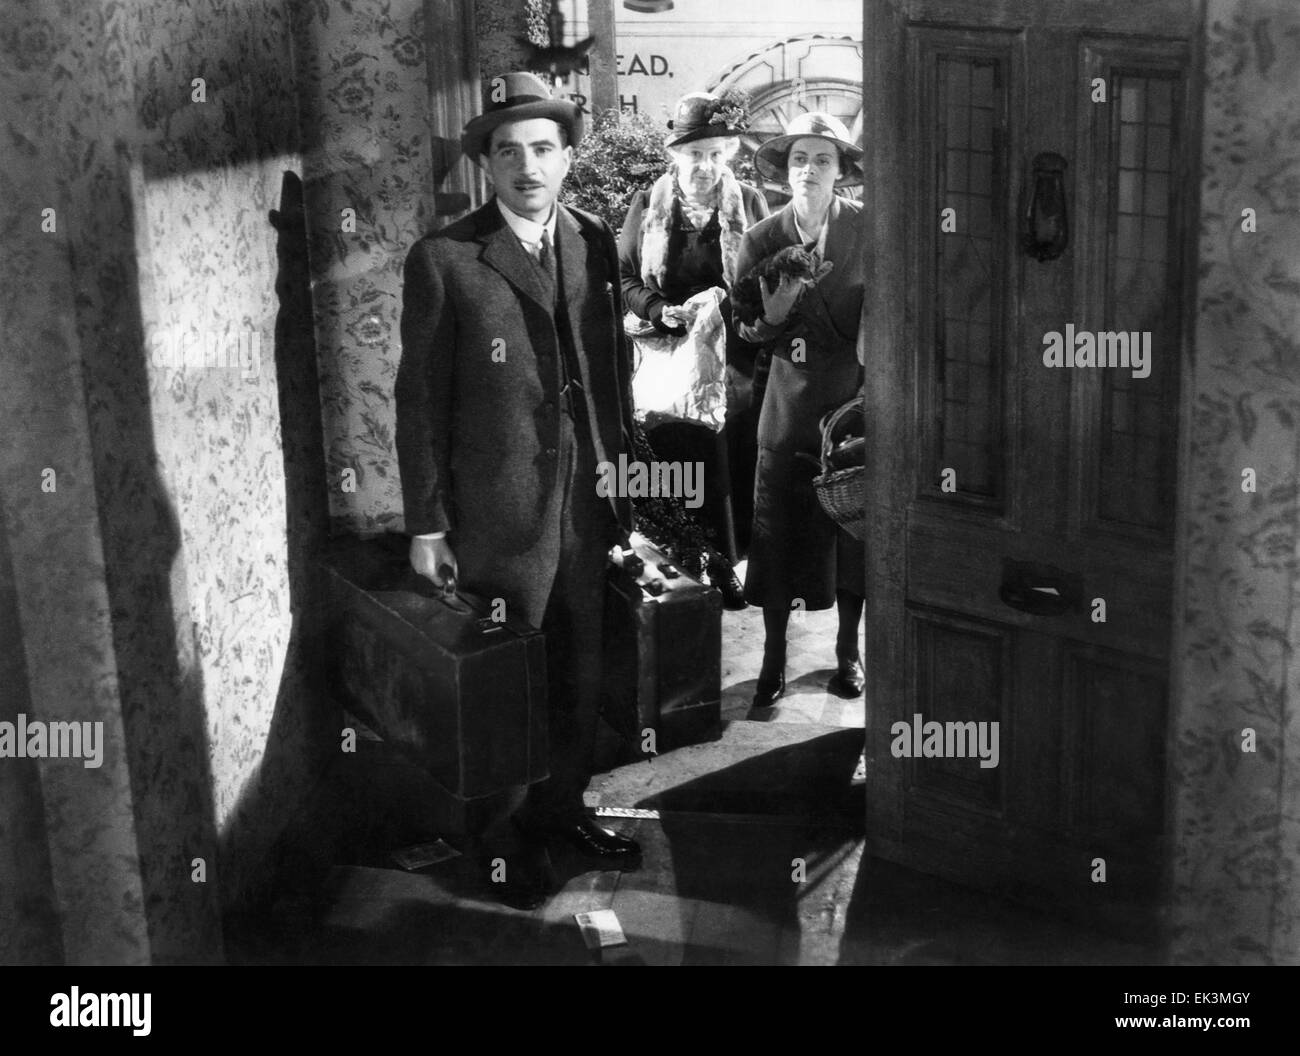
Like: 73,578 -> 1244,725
999,558 -> 1082,616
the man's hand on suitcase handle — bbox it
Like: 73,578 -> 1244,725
613,538 -> 644,578
410,535 -> 459,593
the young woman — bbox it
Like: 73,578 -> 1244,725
734,112 -> 867,706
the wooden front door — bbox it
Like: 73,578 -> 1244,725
861,0 -> 1200,933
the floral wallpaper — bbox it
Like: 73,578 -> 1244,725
129,0 -> 334,933
1171,0 -> 1300,965
291,0 -> 437,534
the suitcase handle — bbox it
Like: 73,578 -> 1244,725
410,564 -> 475,618
437,563 -> 458,598
617,546 -> 645,578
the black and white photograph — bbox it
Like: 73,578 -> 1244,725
1,0 -> 1297,1006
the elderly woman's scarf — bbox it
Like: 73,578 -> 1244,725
638,167 -> 747,292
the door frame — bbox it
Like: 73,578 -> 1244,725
858,0 -> 1207,929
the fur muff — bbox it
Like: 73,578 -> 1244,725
731,245 -> 835,327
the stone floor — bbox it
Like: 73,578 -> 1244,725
224,581 -> 1157,966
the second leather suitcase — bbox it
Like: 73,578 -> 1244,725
601,533 -> 723,755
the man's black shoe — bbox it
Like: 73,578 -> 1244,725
547,818 -> 642,865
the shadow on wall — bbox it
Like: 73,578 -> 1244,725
121,2 -> 335,944
215,172 -> 336,922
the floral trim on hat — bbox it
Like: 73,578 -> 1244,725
667,88 -> 752,140
710,89 -> 751,133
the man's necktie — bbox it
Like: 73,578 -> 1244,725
537,228 -> 583,417
538,229 -> 557,285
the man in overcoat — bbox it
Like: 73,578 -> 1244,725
395,72 -> 641,908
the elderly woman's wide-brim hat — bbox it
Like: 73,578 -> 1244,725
461,71 -> 584,161
665,91 -> 749,148
754,111 -> 864,187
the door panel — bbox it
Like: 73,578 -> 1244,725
864,0 -> 1198,935
908,609 -> 1011,811
1076,40 -> 1191,545
1061,644 -> 1169,839
919,37 -> 1017,508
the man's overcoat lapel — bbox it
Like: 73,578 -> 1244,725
476,200 -> 552,313
555,206 -> 615,465
468,198 -> 620,476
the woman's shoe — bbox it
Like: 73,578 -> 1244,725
828,654 -> 865,698
708,553 -> 748,610
753,648 -> 786,709
752,670 -> 785,709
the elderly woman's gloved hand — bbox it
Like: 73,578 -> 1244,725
660,286 -> 727,330
660,302 -> 696,329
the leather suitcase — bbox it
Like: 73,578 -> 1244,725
601,533 -> 723,754
321,534 -> 548,824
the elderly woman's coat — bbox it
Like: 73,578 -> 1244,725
617,168 -> 770,559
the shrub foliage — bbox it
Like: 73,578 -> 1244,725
562,110 -> 671,236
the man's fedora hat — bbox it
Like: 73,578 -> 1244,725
754,111 -> 864,187
461,71 -> 584,161
664,91 -> 749,148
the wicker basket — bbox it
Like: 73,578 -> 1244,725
811,398 -> 867,541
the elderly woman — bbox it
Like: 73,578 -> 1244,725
735,112 -> 867,707
619,91 -> 769,607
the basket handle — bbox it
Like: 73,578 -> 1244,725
819,398 -> 865,468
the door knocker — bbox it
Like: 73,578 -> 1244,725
1022,151 -> 1069,261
